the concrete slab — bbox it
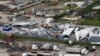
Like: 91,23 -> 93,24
0,48 -> 9,56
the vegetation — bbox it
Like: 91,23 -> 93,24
79,0 -> 100,15
54,18 -> 70,23
0,33 -> 100,46
77,19 -> 100,26
63,0 -> 100,26
0,33 -> 65,44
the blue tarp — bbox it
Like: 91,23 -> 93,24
2,26 -> 12,31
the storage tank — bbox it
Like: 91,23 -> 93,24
64,54 -> 82,56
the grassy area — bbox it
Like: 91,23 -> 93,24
53,11 -> 71,23
77,19 -> 100,26
14,35 -> 65,44
64,6 -> 80,10
0,33 -> 7,40
54,18 -> 70,23
0,33 -> 65,44
0,33 -> 100,46
64,6 -> 72,10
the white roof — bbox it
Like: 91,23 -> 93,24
74,28 -> 79,32
80,29 -> 90,39
93,5 -> 100,9
75,28 -> 93,41
62,28 -> 75,36
75,31 -> 80,41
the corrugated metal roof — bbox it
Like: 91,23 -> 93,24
88,36 -> 100,42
